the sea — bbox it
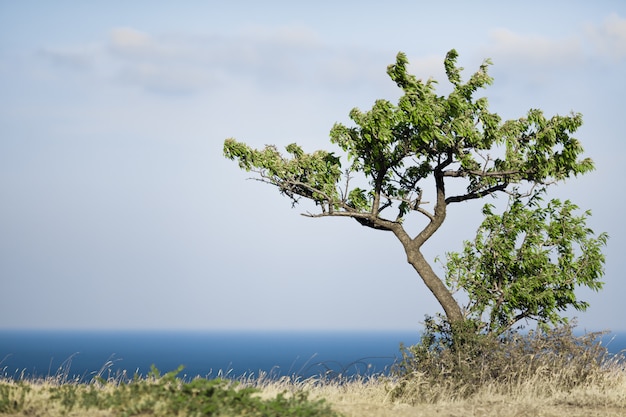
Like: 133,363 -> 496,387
1,330 -> 625,382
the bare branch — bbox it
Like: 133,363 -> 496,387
415,206 -> 435,222
445,183 -> 508,204
379,199 -> 393,213
442,168 -> 523,178
301,210 -> 400,232
340,169 -> 352,203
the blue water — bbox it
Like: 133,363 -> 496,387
1,330 -> 624,382
0,330 -> 421,381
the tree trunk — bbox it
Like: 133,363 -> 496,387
404,243 -> 464,324
394,167 -> 465,324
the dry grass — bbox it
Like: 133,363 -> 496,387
241,364 -> 626,417
1,367 -> 626,417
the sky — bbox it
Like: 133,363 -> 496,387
1,1 -> 625,332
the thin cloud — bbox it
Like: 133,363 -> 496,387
238,24 -> 323,48
475,27 -> 588,91
585,12 -> 626,61
107,27 -> 217,94
110,27 -> 151,49
486,28 -> 583,69
34,25 -> 398,96
106,26 -> 329,93
406,54 -> 448,83
38,47 -> 95,71
115,62 -> 216,95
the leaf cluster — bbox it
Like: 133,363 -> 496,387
444,194 -> 608,335
224,139 -> 342,209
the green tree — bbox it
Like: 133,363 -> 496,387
223,49 -> 605,332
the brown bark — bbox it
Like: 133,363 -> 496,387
405,245 -> 464,323
391,223 -> 463,324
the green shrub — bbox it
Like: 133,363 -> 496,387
44,365 -> 339,416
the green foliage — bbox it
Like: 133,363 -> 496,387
36,365 -> 339,417
223,139 -> 342,209
389,319 -> 617,403
225,49 -> 593,223
0,381 -> 29,414
444,193 -> 608,335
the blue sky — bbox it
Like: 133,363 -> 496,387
1,1 -> 625,331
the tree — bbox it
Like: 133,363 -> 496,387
223,49 -> 605,332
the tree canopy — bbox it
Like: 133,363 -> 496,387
223,49 -> 606,333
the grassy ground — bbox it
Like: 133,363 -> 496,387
255,370 -> 626,417
1,367 -> 625,417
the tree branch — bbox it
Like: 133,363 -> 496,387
302,210 -> 400,232
445,183 -> 508,204
442,169 -> 522,178
413,167 -> 448,246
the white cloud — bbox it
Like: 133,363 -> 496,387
107,27 -> 216,94
483,13 -> 626,73
473,28 -> 588,91
406,54 -> 448,83
108,27 -> 198,63
101,26 -> 393,96
585,13 -> 626,60
486,28 -> 583,69
33,25 -> 398,97
313,49 -> 391,92
110,27 -> 151,49
239,24 -> 322,48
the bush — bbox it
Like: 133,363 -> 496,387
1,365 -> 340,417
388,317 -> 621,403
